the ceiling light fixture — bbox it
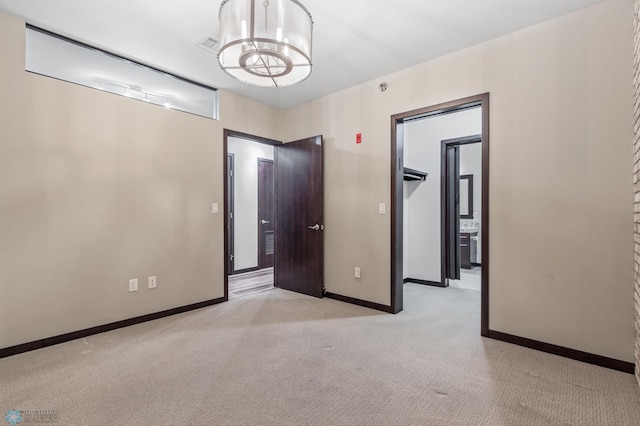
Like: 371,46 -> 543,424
217,0 -> 313,87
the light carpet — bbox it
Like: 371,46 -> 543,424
1,284 -> 639,425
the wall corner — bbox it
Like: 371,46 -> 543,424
633,0 -> 640,387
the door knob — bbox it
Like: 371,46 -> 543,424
261,220 -> 270,224
308,224 -> 320,231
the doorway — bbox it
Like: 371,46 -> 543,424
390,93 -> 490,336
226,135 -> 276,299
442,136 -> 482,290
223,130 -> 325,301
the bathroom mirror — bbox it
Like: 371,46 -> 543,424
460,174 -> 473,219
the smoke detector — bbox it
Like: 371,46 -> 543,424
198,35 -> 221,53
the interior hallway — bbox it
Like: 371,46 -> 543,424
449,267 -> 481,291
1,284 -> 638,425
228,267 -> 274,299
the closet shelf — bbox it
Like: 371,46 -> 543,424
403,167 -> 428,181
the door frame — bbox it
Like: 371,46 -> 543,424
227,153 -> 235,274
257,158 -> 275,269
441,136 -> 482,287
223,129 -> 282,301
390,93 -> 490,336
442,141 -> 461,285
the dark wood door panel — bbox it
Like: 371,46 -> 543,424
444,145 -> 461,282
275,135 -> 324,298
258,159 -> 275,269
227,153 -> 235,274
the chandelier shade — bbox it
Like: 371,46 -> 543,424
218,0 -> 313,87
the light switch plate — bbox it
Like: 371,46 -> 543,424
379,203 -> 386,214
212,203 -> 219,214
129,279 -> 138,292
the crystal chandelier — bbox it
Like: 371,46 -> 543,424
218,0 -> 313,87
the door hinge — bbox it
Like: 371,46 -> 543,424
230,254 -> 234,260
229,169 -> 233,177
230,212 -> 233,219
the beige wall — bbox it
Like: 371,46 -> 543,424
280,0 -> 635,362
0,11 -> 279,348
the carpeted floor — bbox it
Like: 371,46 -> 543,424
1,284 -> 640,425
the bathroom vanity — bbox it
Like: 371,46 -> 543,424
460,231 -> 478,269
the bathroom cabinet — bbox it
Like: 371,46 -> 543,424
460,231 -> 478,269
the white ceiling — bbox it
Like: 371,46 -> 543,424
0,0 -> 604,110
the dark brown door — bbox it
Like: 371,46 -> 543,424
258,159 -> 275,269
227,153 -> 235,274
275,135 -> 324,298
444,144 -> 461,282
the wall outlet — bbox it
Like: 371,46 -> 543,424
354,267 -> 361,279
148,276 -> 157,289
129,279 -> 138,292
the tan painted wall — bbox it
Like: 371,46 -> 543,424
0,11 -> 279,348
280,0 -> 635,362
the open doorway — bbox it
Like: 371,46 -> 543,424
226,134 -> 278,299
390,93 -> 489,336
223,130 -> 325,301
